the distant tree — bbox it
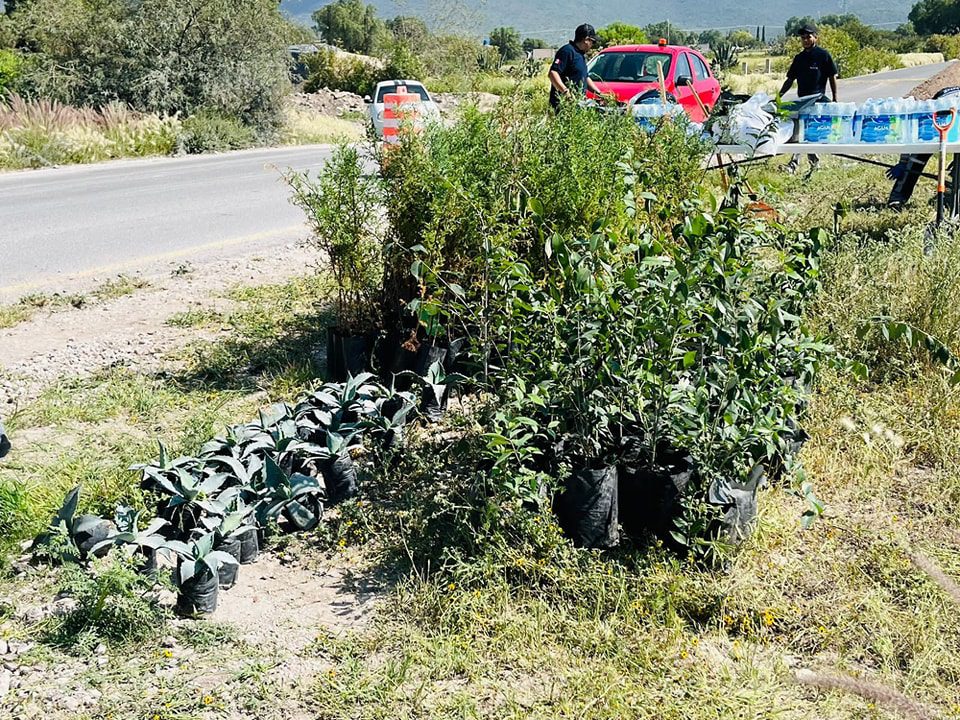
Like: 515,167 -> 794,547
643,21 -> 695,46
784,16 -> 817,36
522,37 -> 548,52
489,26 -> 522,62
386,15 -> 429,46
909,0 -> 960,35
698,29 -> 723,48
312,0 -> 386,55
727,29 -> 757,48
597,22 -> 647,47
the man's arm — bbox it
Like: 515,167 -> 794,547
586,76 -> 605,96
828,75 -> 838,102
779,78 -> 794,97
548,69 -> 568,96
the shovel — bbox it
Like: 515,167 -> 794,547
933,107 -> 956,228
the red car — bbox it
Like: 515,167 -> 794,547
585,42 -> 721,122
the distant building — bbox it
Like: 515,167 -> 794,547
529,48 -> 556,62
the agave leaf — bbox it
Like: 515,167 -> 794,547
194,532 -> 217,558
179,559 -> 198,585
55,486 -> 81,526
163,539 -> 191,557
264,456 -> 287,491
209,550 -> 238,566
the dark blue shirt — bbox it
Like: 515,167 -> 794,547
549,41 -> 589,108
787,46 -> 839,98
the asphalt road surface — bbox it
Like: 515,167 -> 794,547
787,61 -> 955,104
0,145 -> 335,298
1,61 -> 953,299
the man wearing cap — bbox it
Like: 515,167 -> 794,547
548,23 -> 605,113
779,23 -> 839,175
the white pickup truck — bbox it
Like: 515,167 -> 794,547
366,80 -> 441,139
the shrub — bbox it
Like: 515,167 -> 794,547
180,111 -> 256,154
11,0 -> 290,137
925,34 -> 960,60
0,48 -> 21,97
0,94 -> 180,169
44,552 -> 169,649
302,48 -> 378,97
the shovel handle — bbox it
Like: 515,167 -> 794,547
933,108 -> 956,138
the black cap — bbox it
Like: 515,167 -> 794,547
797,23 -> 818,36
574,23 -> 600,42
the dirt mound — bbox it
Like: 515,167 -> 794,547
910,60 -> 960,99
288,89 -> 367,118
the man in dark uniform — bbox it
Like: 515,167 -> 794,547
548,23 -> 605,113
779,23 -> 839,175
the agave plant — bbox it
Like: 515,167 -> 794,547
362,388 -> 417,450
295,373 -> 386,441
32,486 -> 115,563
91,505 -> 170,561
710,41 -> 740,75
256,456 -> 326,532
400,360 -> 468,423
136,447 -> 230,536
163,531 -> 238,614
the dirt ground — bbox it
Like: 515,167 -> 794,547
0,242 -> 321,407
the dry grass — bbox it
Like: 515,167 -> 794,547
0,95 -> 180,169
898,53 -> 946,67
280,107 -> 363,145
724,72 -> 784,97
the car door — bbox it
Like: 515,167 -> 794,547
691,53 -> 721,113
672,52 -> 697,118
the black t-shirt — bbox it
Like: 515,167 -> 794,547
549,41 -> 589,107
787,46 -> 839,98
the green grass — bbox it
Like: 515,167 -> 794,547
0,276 -> 148,330
165,308 -> 225,328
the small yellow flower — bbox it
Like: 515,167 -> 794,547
447,582 -> 456,591
202,695 -> 214,705
679,650 -> 688,659
161,649 -> 173,658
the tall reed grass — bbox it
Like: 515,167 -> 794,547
0,95 -> 180,169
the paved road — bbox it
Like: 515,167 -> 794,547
0,145 -> 335,298
783,61 -> 955,104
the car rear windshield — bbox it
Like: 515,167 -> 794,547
376,83 -> 430,102
588,52 -> 672,82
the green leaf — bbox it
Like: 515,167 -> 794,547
683,351 -> 696,369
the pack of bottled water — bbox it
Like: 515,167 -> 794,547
798,103 -> 857,143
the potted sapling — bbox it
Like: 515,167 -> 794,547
202,491 -> 259,586
32,486 -> 116,563
287,146 -> 384,381
362,388 -> 417,451
92,505 -> 170,575
257,456 -> 327,532
164,532 -> 238,615
400,360 -> 467,423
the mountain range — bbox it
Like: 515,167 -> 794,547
281,0 -> 912,44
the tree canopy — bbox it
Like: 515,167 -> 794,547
312,0 -> 386,55
909,0 -> 960,35
597,22 -> 647,47
489,26 -> 522,62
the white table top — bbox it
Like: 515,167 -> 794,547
714,142 -> 960,157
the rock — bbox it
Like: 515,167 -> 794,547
0,669 -> 10,699
94,643 -> 106,656
160,636 -> 177,648
51,597 -> 78,617
0,639 -> 8,656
